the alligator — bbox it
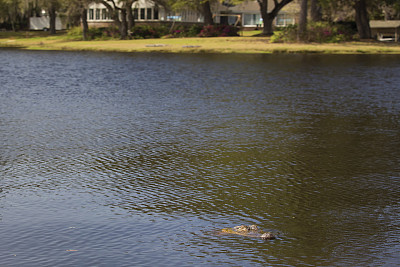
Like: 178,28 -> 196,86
220,225 -> 276,240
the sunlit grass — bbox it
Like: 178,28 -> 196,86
1,30 -> 400,54
240,30 -> 263,37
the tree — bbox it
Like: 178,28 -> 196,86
48,2 -> 57,34
0,0 -> 34,31
65,0 -> 92,40
169,0 -> 214,25
298,0 -> 307,40
39,0 -> 62,34
81,7 -> 89,39
256,0 -> 294,36
6,0 -> 20,31
354,0 -> 371,39
385,0 -> 400,19
319,0 -> 373,39
202,0 -> 214,25
126,0 -> 134,29
314,0 -> 373,38
310,0 -> 322,21
98,0 -> 137,39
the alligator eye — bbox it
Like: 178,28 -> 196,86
249,225 -> 258,230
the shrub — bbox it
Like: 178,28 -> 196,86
271,22 -> 357,43
162,24 -> 203,38
168,25 -> 187,38
67,26 -> 83,38
187,24 -> 203,36
270,24 -> 297,43
198,25 -> 239,37
67,26 -> 120,40
101,27 -> 120,39
131,25 -> 168,39
67,24 -> 239,40
305,21 -> 355,43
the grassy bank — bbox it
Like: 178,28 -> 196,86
1,31 -> 400,54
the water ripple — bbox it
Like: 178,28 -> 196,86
1,51 -> 400,266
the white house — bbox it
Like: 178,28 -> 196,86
87,0 -> 203,28
87,0 -> 298,28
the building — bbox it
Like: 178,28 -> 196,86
213,0 -> 298,28
370,20 -> 400,42
87,0 -> 203,28
87,0 -> 298,29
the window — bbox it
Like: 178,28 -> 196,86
228,15 -> 238,25
243,13 -> 261,26
140,8 -> 145,20
101,9 -> 108,20
154,7 -> 159,20
276,13 -> 295,26
167,14 -> 182,21
89,9 -> 94,20
95,9 -> 100,20
134,8 -> 138,20
147,8 -> 152,20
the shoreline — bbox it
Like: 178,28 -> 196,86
1,35 -> 400,54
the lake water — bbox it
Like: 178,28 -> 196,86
0,50 -> 399,266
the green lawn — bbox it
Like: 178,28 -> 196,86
240,30 -> 263,37
1,30 -> 400,54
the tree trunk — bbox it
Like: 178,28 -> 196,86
34,1 -> 41,17
354,0 -> 371,39
262,16 -> 275,35
383,6 -> 391,20
298,0 -> 308,40
9,1 -> 18,31
48,5 -> 57,34
258,0 -> 270,35
11,21 -> 16,32
202,1 -> 214,25
310,0 -> 322,22
127,3 -> 135,30
81,8 -> 89,41
259,0 -> 267,32
120,8 -> 128,39
258,0 -> 294,36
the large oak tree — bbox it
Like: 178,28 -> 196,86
354,0 -> 371,39
257,0 -> 293,36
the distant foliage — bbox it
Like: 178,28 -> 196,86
67,24 -> 239,40
271,22 -> 357,43
67,27 -> 83,39
187,25 -> 204,36
163,24 -> 203,38
131,24 -> 237,38
101,27 -> 120,39
198,25 -> 240,37
67,26 -> 120,40
131,25 -> 169,39
270,25 -> 297,43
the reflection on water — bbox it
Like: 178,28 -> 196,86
1,51 -> 399,266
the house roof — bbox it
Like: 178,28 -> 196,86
370,20 -> 400,29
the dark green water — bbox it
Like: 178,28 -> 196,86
1,50 -> 399,266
